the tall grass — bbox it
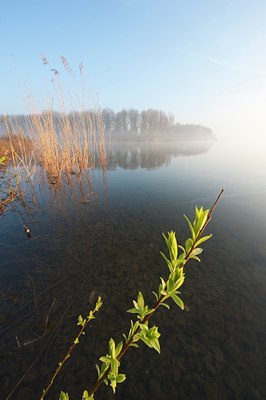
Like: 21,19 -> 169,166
2,108 -> 106,183
1,57 -> 107,185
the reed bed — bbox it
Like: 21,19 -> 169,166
1,55 -> 107,196
2,107 -> 107,185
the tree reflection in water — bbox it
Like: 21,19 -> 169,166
106,141 -> 214,170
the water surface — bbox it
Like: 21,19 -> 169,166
0,140 -> 265,400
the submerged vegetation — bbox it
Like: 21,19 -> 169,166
38,191 -> 223,400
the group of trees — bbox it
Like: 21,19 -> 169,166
1,108 -> 215,141
100,108 -> 214,141
101,108 -> 175,137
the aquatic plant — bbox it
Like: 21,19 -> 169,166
39,190 -> 223,400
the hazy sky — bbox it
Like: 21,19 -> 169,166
1,0 -> 266,140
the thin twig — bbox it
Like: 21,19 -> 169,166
27,274 -> 39,316
23,298 -> 55,346
40,298 -> 102,400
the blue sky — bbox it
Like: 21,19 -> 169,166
1,0 -> 266,139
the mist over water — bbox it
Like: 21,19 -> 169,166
0,139 -> 265,400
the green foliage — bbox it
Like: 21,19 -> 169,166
122,319 -> 140,348
82,391 -> 94,400
127,291 -> 154,320
0,155 -> 6,164
96,338 -> 126,393
54,196 -> 223,400
84,204 -> 214,398
59,392 -> 69,400
137,324 -> 161,353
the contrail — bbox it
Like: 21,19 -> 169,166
182,50 -> 266,75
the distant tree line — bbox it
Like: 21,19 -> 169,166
0,108 -> 215,141
101,108 -> 175,137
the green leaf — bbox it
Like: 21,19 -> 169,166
151,338 -> 161,353
152,291 -> 159,301
139,324 -> 161,353
130,320 -> 139,333
193,207 -> 209,234
130,343 -> 139,348
95,296 -> 103,310
99,356 -> 111,363
59,392 -> 69,400
167,231 -> 178,261
77,315 -> 84,326
194,234 -> 212,247
88,311 -> 95,320
109,338 -> 116,358
74,338 -> 79,344
190,255 -> 201,262
132,300 -> 139,310
185,238 -> 193,253
160,302 -> 170,309
109,376 -> 117,393
168,277 -> 175,292
140,335 -> 152,348
115,341 -> 123,357
173,271 -> 185,290
116,373 -> 126,383
191,248 -> 203,256
82,390 -> 94,400
171,294 -> 184,310
184,214 -> 195,241
137,291 -> 144,310
111,358 -> 119,376
95,364 -> 101,379
127,308 -> 140,314
160,277 -> 166,288
160,251 -> 172,270
178,245 -> 186,253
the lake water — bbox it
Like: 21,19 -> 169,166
0,140 -> 265,400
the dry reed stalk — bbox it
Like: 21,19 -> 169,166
1,69 -> 108,191
0,187 -> 18,214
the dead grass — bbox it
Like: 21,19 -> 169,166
1,57 -> 107,190
1,108 -> 107,184
0,133 -> 33,160
0,187 -> 18,214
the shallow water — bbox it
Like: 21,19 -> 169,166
0,140 -> 265,400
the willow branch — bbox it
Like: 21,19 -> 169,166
88,190 -> 224,397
